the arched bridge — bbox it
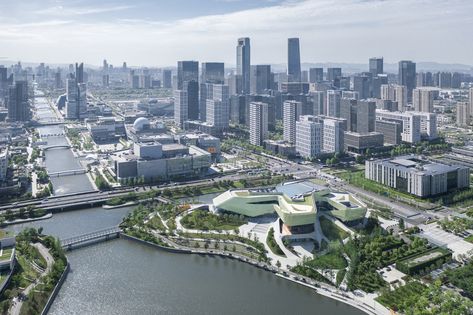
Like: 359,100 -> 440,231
60,226 -> 122,250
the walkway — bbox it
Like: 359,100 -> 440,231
10,243 -> 54,315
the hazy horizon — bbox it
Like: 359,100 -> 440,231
0,0 -> 472,66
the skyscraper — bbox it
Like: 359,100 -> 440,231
309,68 -> 323,83
327,68 -> 342,83
75,62 -> 84,83
201,63 -> 225,84
341,99 -> 376,133
287,38 -> 301,82
206,84 -> 230,130
369,57 -> 383,76
353,74 -> 371,100
398,60 -> 416,101
283,100 -> 302,144
177,61 -> 199,90
310,91 -> 325,116
249,102 -> 268,146
185,80 -> 199,120
7,81 -> 30,122
162,70 -> 172,89
413,88 -> 434,113
326,90 -> 341,118
250,65 -> 272,94
456,102 -> 470,127
201,62 -> 225,120
174,89 -> 188,128
236,37 -> 251,95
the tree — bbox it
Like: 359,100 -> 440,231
276,260 -> 281,268
398,218 -> 405,230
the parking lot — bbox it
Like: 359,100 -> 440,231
418,223 -> 473,259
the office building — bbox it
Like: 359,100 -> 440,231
250,65 -> 272,94
309,68 -> 324,83
342,91 -> 359,100
456,102 -> 470,127
206,84 -> 229,130
353,74 -> 371,100
296,115 -> 323,158
201,62 -> 224,84
287,38 -> 301,82
75,62 -> 84,83
326,90 -> 341,118
381,84 -> 407,111
283,100 -> 302,144
365,156 -> 470,197
341,99 -> 376,133
236,37 -> 251,94
376,110 -> 420,143
311,91 -> 325,116
322,116 -> 346,154
162,70 -> 172,89
469,87 -> 473,117
174,90 -> 188,128
177,61 -> 198,90
0,148 -> 8,182
249,102 -> 268,146
344,132 -> 384,153
375,120 -> 402,145
327,68 -> 342,82
65,75 -> 87,120
7,81 -> 30,122
369,57 -> 383,76
413,88 -> 434,113
398,60 -> 416,101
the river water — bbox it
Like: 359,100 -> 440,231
33,93 -> 94,195
24,91 -> 364,315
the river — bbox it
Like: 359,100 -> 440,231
33,93 -> 95,195
25,91 -> 365,315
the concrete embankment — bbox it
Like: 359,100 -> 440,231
4,213 -> 53,226
41,261 -> 70,315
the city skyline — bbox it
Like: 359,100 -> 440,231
1,0 -> 472,66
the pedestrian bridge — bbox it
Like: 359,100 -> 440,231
60,226 -> 122,250
43,144 -> 72,150
48,169 -> 86,177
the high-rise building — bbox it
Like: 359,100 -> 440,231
7,81 -> 30,122
353,74 -> 371,100
456,102 -> 470,127
369,57 -> 383,76
250,65 -> 272,94
55,71 -> 62,89
309,68 -> 323,83
249,102 -> 268,146
326,90 -> 341,118
341,99 -> 376,133
162,70 -> 172,89
236,37 -> 251,94
327,68 -> 342,83
296,115 -> 323,158
206,84 -> 230,130
287,38 -> 301,82
185,81 -> 199,120
376,110 -> 422,143
310,91 -> 325,116
283,100 -> 302,144
177,61 -> 198,90
322,116 -> 346,154
342,91 -> 359,100
398,60 -> 416,101
412,88 -> 434,113
469,87 -> 473,117
75,62 -> 84,83
201,63 -> 224,84
174,89 -> 188,128
381,84 -> 407,111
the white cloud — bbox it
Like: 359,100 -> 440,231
0,0 -> 472,66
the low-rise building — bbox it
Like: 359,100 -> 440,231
344,131 -> 384,153
86,117 -> 125,142
365,156 -> 470,197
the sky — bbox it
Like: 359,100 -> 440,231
0,0 -> 472,67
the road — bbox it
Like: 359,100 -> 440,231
10,243 -> 55,315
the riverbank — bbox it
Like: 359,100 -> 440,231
102,201 -> 138,210
4,213 -> 52,226
121,232 -> 385,315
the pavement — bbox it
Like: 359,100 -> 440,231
10,243 -> 55,315
418,222 -> 473,259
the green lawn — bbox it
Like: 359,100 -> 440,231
146,215 -> 166,231
465,235 -> 473,244
266,227 -> 286,257
180,210 -> 245,231
0,248 -> 13,260
305,251 -> 347,270
319,216 -> 349,241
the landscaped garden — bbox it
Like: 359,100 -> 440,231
180,210 -> 246,231
319,216 -> 349,241
266,227 -> 285,257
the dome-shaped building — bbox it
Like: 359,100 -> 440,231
133,117 -> 150,132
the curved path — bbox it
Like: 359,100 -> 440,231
10,243 -> 55,315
